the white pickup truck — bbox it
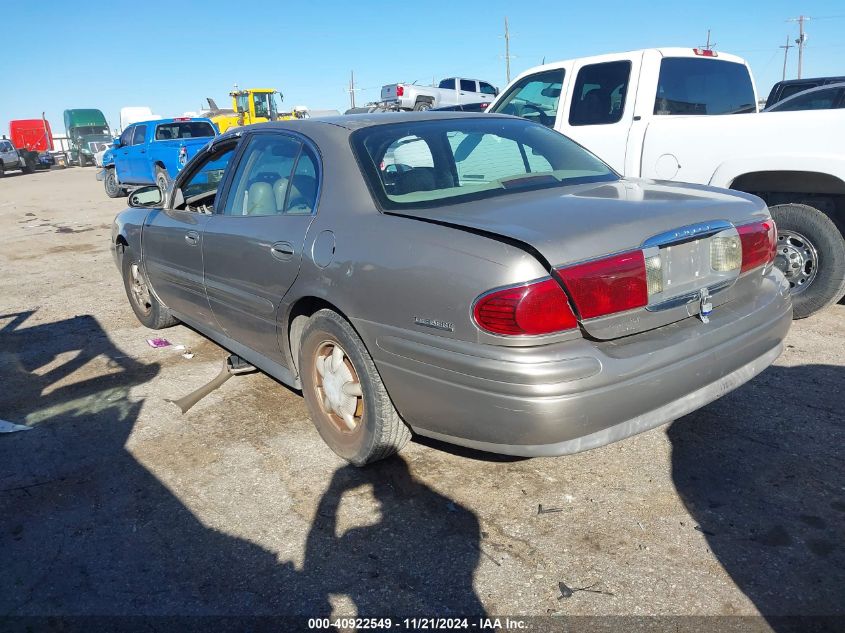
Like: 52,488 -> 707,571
381,77 -> 498,111
488,47 -> 845,318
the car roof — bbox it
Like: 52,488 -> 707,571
773,75 -> 845,86
765,81 -> 845,110
224,111 -> 515,135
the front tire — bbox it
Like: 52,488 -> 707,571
769,203 -> 845,318
120,245 -> 178,329
104,168 -> 125,198
77,154 -> 87,167
155,166 -> 170,196
299,309 -> 411,466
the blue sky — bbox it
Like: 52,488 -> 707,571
1,1 -> 843,137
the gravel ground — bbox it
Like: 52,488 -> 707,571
1,168 -> 843,627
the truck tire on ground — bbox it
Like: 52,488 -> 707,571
769,203 -> 845,319
120,245 -> 178,329
0,163 -> 4,177
77,154 -> 86,168
299,309 -> 411,466
104,168 -> 125,198
155,167 -> 170,195
413,100 -> 433,111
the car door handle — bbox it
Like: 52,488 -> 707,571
270,241 -> 295,260
185,231 -> 199,246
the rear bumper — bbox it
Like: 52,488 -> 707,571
359,269 -> 792,456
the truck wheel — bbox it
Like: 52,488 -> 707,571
299,309 -> 411,466
155,167 -> 171,195
77,154 -> 86,167
0,163 -> 4,177
104,168 -> 125,198
21,159 -> 34,174
120,245 -> 178,329
769,203 -> 845,318
413,100 -> 433,111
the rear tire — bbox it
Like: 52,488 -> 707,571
120,245 -> 178,329
769,203 -> 845,318
77,154 -> 86,167
299,309 -> 411,466
413,100 -> 433,111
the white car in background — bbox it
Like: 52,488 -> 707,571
94,143 -> 114,168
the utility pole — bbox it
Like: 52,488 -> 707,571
779,35 -> 793,81
788,15 -> 809,79
504,17 -> 511,83
349,70 -> 356,109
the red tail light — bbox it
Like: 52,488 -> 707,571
737,219 -> 777,273
396,85 -> 405,97
693,48 -> 718,57
556,251 -> 648,319
473,278 -> 577,336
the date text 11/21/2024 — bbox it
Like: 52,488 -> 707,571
307,617 -> 528,630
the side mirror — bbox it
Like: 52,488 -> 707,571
495,88 -> 500,96
113,138 -> 122,148
128,185 -> 163,208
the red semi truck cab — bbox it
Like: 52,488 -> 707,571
9,119 -> 54,152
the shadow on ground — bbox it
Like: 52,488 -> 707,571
669,362 -> 845,626
0,312 -> 484,619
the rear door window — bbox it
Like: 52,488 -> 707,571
569,61 -> 631,126
654,58 -> 756,115
460,79 -> 477,92
222,134 -> 302,216
489,69 -> 565,128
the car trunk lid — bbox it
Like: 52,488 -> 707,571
390,179 -> 770,339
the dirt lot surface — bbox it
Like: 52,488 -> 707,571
1,168 -> 843,627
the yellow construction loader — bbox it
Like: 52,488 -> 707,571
204,88 -> 307,134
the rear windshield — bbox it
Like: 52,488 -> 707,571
155,121 -> 215,141
654,58 -> 756,115
352,117 -> 616,210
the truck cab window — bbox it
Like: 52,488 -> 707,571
253,93 -> 270,118
569,61 -> 631,126
460,79 -> 476,92
438,78 -> 456,90
479,82 -> 497,96
131,125 -> 147,145
654,58 -> 756,115
490,69 -> 565,128
119,128 -> 133,146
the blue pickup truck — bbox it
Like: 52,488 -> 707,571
98,117 -> 217,198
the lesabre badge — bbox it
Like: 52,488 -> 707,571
699,288 -> 713,323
